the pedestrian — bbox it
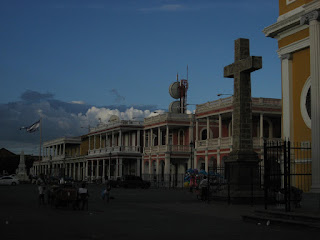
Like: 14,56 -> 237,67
78,182 -> 89,210
38,182 -> 45,206
102,180 -> 112,203
199,176 -> 208,201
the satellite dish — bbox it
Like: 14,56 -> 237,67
169,101 -> 181,113
169,82 -> 180,99
109,115 -> 120,123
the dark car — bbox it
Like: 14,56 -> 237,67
119,175 -> 151,189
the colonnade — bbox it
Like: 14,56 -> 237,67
33,157 -> 142,181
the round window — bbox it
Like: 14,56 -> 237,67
300,77 -> 311,129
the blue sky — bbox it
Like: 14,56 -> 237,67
0,0 -> 280,154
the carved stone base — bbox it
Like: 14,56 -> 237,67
224,157 -> 261,193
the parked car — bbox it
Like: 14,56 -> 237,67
119,175 -> 151,189
0,176 -> 20,185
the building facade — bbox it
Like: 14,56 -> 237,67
263,0 -> 320,192
32,98 -> 282,186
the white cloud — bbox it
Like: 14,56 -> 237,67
70,101 -> 85,105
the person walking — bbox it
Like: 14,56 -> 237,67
199,176 -> 208,201
78,183 -> 89,210
102,180 -> 112,204
38,182 -> 45,206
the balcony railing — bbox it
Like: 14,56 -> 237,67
143,145 -> 191,154
196,137 -> 281,150
88,146 -> 141,155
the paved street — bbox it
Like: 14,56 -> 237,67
1,184 -> 319,240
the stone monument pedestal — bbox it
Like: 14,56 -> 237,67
225,151 -> 263,202
16,151 -> 29,182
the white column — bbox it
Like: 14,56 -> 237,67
230,113 -> 234,151
85,161 -> 88,179
137,158 -> 141,176
77,163 -> 80,181
156,158 -> 160,175
119,158 -> 123,177
195,119 -> 199,147
166,126 -> 169,145
141,158 -> 145,175
89,136 -> 91,151
116,158 -> 119,177
108,156 -> 111,178
150,129 -> 153,147
119,130 -> 122,148
69,163 -> 72,177
219,114 -> 222,138
143,130 -> 146,147
73,163 -> 76,179
281,53 -> 293,140
102,159 -> 105,181
96,160 -> 100,178
158,127 -> 161,146
260,113 -> 264,145
112,132 -> 115,147
63,143 -> 66,156
148,157 -> 152,174
205,154 -> 208,173
137,130 -> 141,150
91,161 -> 94,179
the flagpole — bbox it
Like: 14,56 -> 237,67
39,118 -> 42,163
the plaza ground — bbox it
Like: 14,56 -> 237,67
1,184 -> 319,240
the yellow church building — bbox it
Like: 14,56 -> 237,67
263,0 -> 320,193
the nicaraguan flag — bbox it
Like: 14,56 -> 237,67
20,120 -> 40,133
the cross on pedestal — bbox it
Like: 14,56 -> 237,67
224,38 -> 262,161
223,38 -> 263,195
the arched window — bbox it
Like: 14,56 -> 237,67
201,129 -> 207,140
210,157 -> 217,171
178,130 -> 184,145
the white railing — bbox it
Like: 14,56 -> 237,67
197,140 -> 207,147
170,145 -> 190,152
88,146 -> 141,155
144,113 -> 193,126
196,97 -> 233,114
220,137 -> 232,147
143,145 -> 191,154
208,138 -> 218,146
90,120 -> 143,132
196,97 -> 281,115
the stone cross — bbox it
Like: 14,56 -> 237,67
224,38 -> 262,160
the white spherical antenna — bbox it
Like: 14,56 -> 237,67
169,101 -> 181,113
169,82 -> 180,99
109,115 -> 120,122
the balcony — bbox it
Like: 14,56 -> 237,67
144,145 -> 191,154
196,137 -> 281,150
144,113 -> 193,127
90,120 -> 143,133
88,146 -> 141,155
